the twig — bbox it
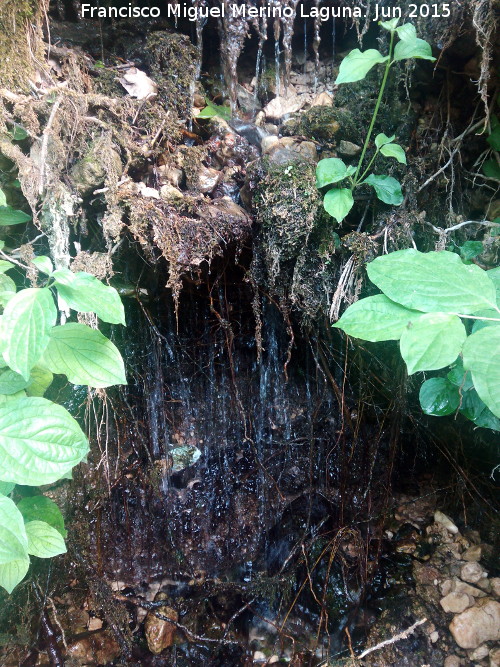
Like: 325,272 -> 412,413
425,218 -> 500,235
357,618 -> 427,660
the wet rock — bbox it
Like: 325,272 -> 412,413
262,136 -> 280,154
196,165 -> 222,194
413,563 -> 441,586
338,140 -> 362,157
137,182 -> 160,199
449,598 -> 500,648
461,562 -> 487,584
264,137 -> 317,163
144,593 -> 179,654
118,67 -> 157,99
463,545 -> 482,562
434,511 -> 459,534
440,591 -> 474,613
157,164 -> 183,188
263,94 -> 307,120
282,106 -> 340,142
65,630 -> 120,666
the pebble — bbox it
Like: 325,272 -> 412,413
490,578 -> 500,597
434,511 -> 459,534
490,647 -> 500,666
440,591 -> 474,613
160,183 -> 184,201
462,545 -> 482,562
444,656 -> 462,667
66,630 -> 121,665
196,166 -> 221,194
338,140 -> 362,157
469,645 -> 489,660
449,598 -> 500,648
461,562 -> 487,584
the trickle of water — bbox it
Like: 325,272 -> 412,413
312,0 -> 321,93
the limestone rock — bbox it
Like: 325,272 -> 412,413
310,91 -> 333,107
338,140 -> 361,157
444,656 -> 462,667
440,591 -> 474,613
263,94 -> 306,120
66,630 -> 121,665
449,598 -> 500,649
434,511 -> 459,534
144,593 -> 179,655
469,645 -> 489,660
490,647 -> 500,666
461,562 -> 487,584
118,67 -> 157,100
160,184 -> 184,202
490,578 -> 500,597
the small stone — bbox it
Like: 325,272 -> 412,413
490,578 -> 500,597
461,562 -> 487,584
269,657 -> 280,665
253,651 -> 266,661
136,183 -> 160,199
193,93 -> 206,108
297,141 -> 318,161
476,578 -> 492,593
434,511 -> 459,534
449,598 -> 500,649
338,140 -> 362,157
430,631 -> 439,643
66,630 -> 121,664
463,545 -> 482,562
262,136 -> 280,154
263,94 -> 306,120
490,647 -> 500,667
160,184 -> 184,201
87,617 -> 103,631
196,166 -> 221,194
455,580 -> 487,598
440,592 -> 474,613
310,91 -> 333,107
441,579 -> 455,596
444,657 -> 462,667
469,645 -> 489,660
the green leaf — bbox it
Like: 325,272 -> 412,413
197,102 -> 231,120
17,496 -> 67,538
0,369 -> 29,395
380,143 -> 407,164
419,377 -> 460,416
0,495 -> 28,564
367,249 -> 498,314
463,326 -> 500,418
0,481 -> 14,496
25,521 -> 66,558
0,189 -> 6,207
323,188 -> 354,222
0,206 -> 31,226
482,159 -> 500,181
53,270 -> 125,325
333,294 -> 422,341
362,174 -> 403,205
0,260 -> 15,274
0,396 -> 89,485
42,323 -> 126,388
447,358 -> 473,391
460,388 -> 500,431
471,309 -> 500,333
31,256 -> 53,275
335,49 -> 389,84
374,133 -> 395,148
0,557 -> 30,594
0,273 -> 16,293
459,241 -> 483,261
394,24 -> 435,61
316,158 -> 355,188
1,288 -> 57,380
487,125 -> 500,151
487,266 -> 500,302
400,313 -> 467,374
9,125 -> 28,141
380,17 -> 400,31
0,391 -> 25,406
25,366 -> 53,397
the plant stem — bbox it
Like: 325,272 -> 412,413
353,30 -> 395,185
358,149 -> 380,183
454,313 -> 500,322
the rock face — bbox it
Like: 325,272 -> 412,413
449,598 -> 500,648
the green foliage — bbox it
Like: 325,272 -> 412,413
316,21 -> 434,223
0,229 -> 126,592
197,99 -> 231,121
0,187 -> 31,226
334,249 -> 500,430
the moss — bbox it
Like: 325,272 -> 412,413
142,32 -> 198,120
0,0 -> 44,91
282,106 -> 341,143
